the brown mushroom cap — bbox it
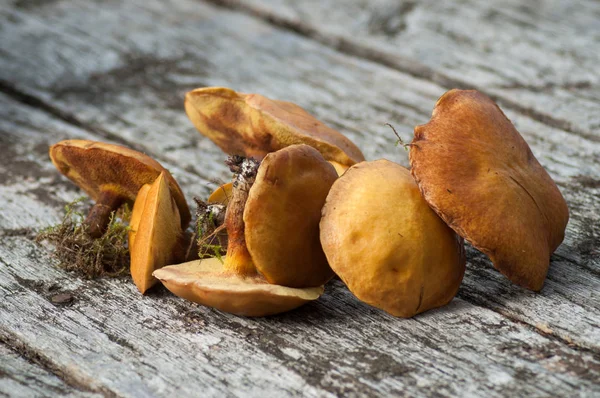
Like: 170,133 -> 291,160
184,87 -> 365,167
244,145 -> 338,288
129,172 -> 185,294
49,140 -> 191,234
153,258 -> 324,317
320,160 -> 466,318
409,89 -> 569,291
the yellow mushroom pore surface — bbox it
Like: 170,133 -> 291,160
320,160 -> 465,318
130,173 -> 183,294
153,258 -> 324,317
244,145 -> 338,288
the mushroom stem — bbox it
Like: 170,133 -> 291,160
223,156 -> 260,276
84,191 -> 124,238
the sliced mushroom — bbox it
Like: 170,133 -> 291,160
320,160 -> 466,318
130,172 -> 186,294
154,145 -> 337,316
184,87 -> 365,167
409,89 -> 569,291
50,140 -> 190,238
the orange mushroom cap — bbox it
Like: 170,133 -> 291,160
320,160 -> 465,317
184,87 -> 365,166
245,145 -> 338,288
409,89 -> 569,291
50,140 -> 191,236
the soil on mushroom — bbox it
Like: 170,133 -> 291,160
36,198 -> 131,278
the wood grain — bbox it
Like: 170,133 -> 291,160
0,0 -> 599,396
0,344 -> 101,398
210,0 -> 600,140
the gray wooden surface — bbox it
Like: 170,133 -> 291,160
0,0 -> 598,397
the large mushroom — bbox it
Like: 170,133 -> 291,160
409,89 -> 569,291
154,144 -> 337,316
129,172 -> 187,294
320,160 -> 466,318
50,140 -> 190,238
184,87 -> 365,171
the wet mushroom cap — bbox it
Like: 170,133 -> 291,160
130,172 -> 184,294
320,160 -> 466,318
184,87 -> 365,167
409,89 -> 569,291
49,139 -> 191,229
153,258 -> 324,317
244,145 -> 338,288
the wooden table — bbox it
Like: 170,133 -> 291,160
1,1 -> 598,396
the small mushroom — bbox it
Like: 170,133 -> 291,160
207,182 -> 232,205
409,89 -> 569,291
320,160 -> 466,318
154,144 -> 337,316
50,140 -> 190,238
184,87 -> 365,167
129,172 -> 186,294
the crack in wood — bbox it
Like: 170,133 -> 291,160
0,331 -> 119,398
457,286 -> 600,357
0,79 -> 214,183
203,0 -> 600,144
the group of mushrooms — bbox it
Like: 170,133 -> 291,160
48,87 -> 569,317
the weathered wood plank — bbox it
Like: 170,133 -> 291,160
212,0 -> 600,139
2,88 -> 600,397
0,344 -> 101,398
1,0 -> 599,351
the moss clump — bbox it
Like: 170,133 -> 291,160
194,198 -> 227,261
36,198 -> 131,278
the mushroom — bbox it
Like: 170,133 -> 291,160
154,144 -> 337,316
50,140 -> 190,238
129,172 -> 186,294
320,160 -> 466,318
409,89 -> 569,291
184,87 -> 365,168
207,182 -> 232,205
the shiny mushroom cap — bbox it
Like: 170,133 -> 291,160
409,89 -> 569,291
153,258 -> 323,317
184,87 -> 365,167
50,140 -> 190,236
245,145 -> 338,288
129,172 -> 185,294
320,160 -> 466,318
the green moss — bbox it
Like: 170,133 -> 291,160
36,198 -> 131,278
194,198 -> 227,262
